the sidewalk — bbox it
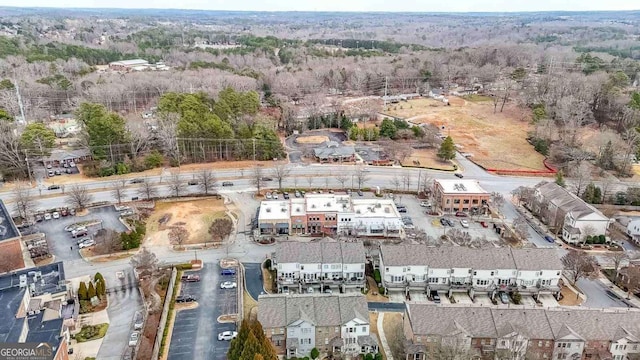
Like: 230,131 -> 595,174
377,313 -> 394,360
599,276 -> 640,308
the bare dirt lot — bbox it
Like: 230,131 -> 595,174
145,199 -> 227,246
401,148 -> 456,170
385,97 -> 546,171
295,135 -> 330,144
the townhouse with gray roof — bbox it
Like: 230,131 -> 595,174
258,293 -> 377,358
527,182 -> 611,244
271,241 -> 366,294
404,304 -> 640,360
379,245 -> 563,301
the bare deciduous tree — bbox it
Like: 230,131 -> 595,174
110,178 -> 127,204
208,217 -> 234,245
562,250 -> 596,286
67,185 -> 93,210
305,174 -> 315,189
390,176 -> 402,192
512,216 -> 529,240
271,163 -> 290,190
197,169 -> 217,195
156,113 -> 180,162
491,192 -> 505,210
168,174 -> 185,197
137,179 -> 157,200
334,173 -> 348,189
401,170 -> 412,191
168,227 -> 189,248
93,229 -> 122,255
511,186 -> 534,206
610,252 -> 629,279
353,166 -> 370,190
130,247 -> 159,275
12,181 -> 36,221
570,162 -> 591,198
251,166 -> 265,194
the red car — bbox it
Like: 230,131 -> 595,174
181,274 -> 200,282
455,212 -> 468,217
480,221 -> 489,228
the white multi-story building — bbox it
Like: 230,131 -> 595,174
379,245 -> 563,300
271,241 -> 366,293
258,294 -> 378,358
258,194 -> 405,238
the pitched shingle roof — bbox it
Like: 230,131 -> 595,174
258,294 -> 368,328
380,245 -> 563,271
407,304 -> 496,338
535,182 -> 608,221
275,241 -> 365,264
491,308 -> 554,339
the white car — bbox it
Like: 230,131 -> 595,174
273,193 -> 279,200
220,281 -> 237,289
420,201 -> 431,207
52,211 -> 60,219
78,239 -> 96,249
69,161 -> 76,167
128,332 -> 139,347
307,287 -> 314,293
460,219 -> 469,228
44,213 -> 52,220
265,192 -> 272,199
218,331 -> 238,341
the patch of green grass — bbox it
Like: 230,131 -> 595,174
462,94 -> 493,102
74,323 -> 109,342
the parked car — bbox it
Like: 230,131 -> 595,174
283,192 -> 290,199
44,213 -> 52,220
133,311 -> 144,330
307,287 -> 314,293
71,228 -> 88,238
65,168 -> 73,174
398,208 -> 407,213
52,211 -> 60,219
430,290 -> 441,303
222,181 -> 233,187
60,208 -> 68,216
446,219 -> 455,227
130,178 -> 144,184
454,173 -> 464,178
261,177 -> 273,181
265,192 -> 272,199
220,281 -> 237,289
47,185 -> 61,190
420,201 -> 431,207
128,332 -> 139,347
69,161 -> 76,167
187,180 -> 198,186
357,190 -> 364,196
78,239 -> 96,249
120,210 -> 135,217
544,235 -> 555,243
176,295 -> 197,303
460,219 -> 469,228
64,224 -> 79,232
221,268 -> 236,276
439,218 -> 448,226
76,237 -> 92,245
47,170 -> 54,177
273,193 -> 279,200
46,164 -> 52,169
294,191 -> 301,198
181,274 -> 200,282
323,288 -> 333,294
218,331 -> 238,341
54,169 -> 61,175
455,211 -> 468,217
63,162 -> 69,168
480,221 -> 489,228
499,292 -> 510,304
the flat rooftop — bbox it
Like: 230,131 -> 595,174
259,201 -> 290,220
435,179 -> 488,194
351,199 -> 401,218
305,194 -> 351,213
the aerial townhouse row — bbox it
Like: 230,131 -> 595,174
379,245 -> 564,299
404,304 -> 640,360
270,241 -> 367,294
258,293 -> 378,358
258,193 -> 405,238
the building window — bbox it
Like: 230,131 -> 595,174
362,326 -> 367,333
463,199 -> 470,204
476,279 -> 489,286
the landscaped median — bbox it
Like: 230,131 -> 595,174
74,323 -> 109,342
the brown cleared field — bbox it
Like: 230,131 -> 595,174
401,148 -> 457,170
295,135 -> 330,144
145,199 -> 227,246
385,97 -> 546,171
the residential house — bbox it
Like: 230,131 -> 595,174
0,262 -> 74,360
313,141 -> 355,163
379,245 -> 563,300
527,182 -> 610,244
404,305 -> 640,360
627,219 -> 640,246
108,59 -> 149,71
433,179 -> 490,214
258,294 -> 378,358
271,241 -> 366,293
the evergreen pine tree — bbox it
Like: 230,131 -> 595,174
94,272 -> 105,284
239,332 -> 260,360
251,320 -> 277,360
88,281 -> 96,299
253,355 -> 265,360
437,136 -> 456,161
228,319 -> 251,360
78,282 -> 88,301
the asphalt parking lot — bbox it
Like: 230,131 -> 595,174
29,205 -> 127,261
168,263 -> 237,360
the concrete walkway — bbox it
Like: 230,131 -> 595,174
377,313 -> 394,360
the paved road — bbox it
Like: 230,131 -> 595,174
168,263 -> 237,360
243,263 -> 265,300
577,278 -> 633,308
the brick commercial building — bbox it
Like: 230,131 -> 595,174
433,179 -> 490,214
